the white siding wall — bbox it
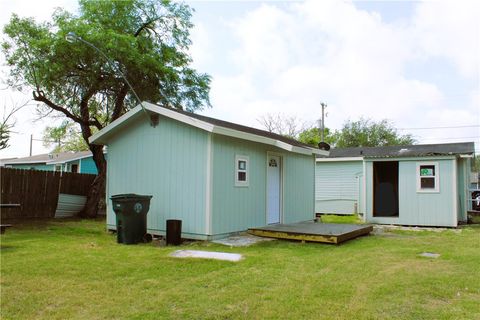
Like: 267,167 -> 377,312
315,161 -> 363,214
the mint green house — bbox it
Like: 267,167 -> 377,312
315,143 -> 475,227
90,102 -> 327,240
2,151 -> 99,174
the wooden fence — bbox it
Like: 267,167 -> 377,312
0,168 -> 96,219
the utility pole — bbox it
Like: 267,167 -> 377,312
320,102 -> 327,142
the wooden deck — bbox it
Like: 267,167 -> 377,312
248,221 -> 373,244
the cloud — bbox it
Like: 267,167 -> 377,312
199,0 -> 478,146
412,1 -> 480,79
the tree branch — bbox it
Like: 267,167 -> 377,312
111,83 -> 129,121
33,90 -> 86,125
134,19 -> 159,37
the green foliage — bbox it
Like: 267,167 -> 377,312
43,120 -> 89,153
1,219 -> 479,319
298,118 -> 415,148
297,127 -> 336,147
0,102 -> 25,150
334,118 -> 415,148
2,0 -> 211,128
0,121 -> 12,150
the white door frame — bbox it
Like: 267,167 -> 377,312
266,152 -> 284,224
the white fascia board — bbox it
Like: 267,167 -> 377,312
89,105 -> 144,144
3,160 -> 48,165
143,102 -> 215,132
90,101 -> 316,155
459,154 -> 474,158
316,157 -> 363,162
212,126 -> 315,155
47,154 -> 93,165
90,102 -> 215,145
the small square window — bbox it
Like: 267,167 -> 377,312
420,177 -> 435,189
238,160 -> 246,171
238,171 -> 246,181
417,162 -> 439,193
235,155 -> 249,187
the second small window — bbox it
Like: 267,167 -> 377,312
235,155 -> 249,187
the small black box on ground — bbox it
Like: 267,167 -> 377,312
166,219 -> 182,245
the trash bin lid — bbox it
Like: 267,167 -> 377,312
110,194 -> 153,200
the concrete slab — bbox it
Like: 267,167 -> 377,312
212,233 -> 275,247
419,252 -> 440,258
170,250 -> 243,262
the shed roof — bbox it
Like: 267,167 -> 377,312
317,142 -> 475,159
2,151 -> 92,165
89,102 -> 327,156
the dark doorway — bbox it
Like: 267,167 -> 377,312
373,161 -> 399,217
71,164 -> 79,173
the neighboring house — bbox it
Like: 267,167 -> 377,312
315,142 -> 475,227
2,151 -> 99,174
89,102 -> 327,240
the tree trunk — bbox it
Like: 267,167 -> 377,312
79,144 -> 106,218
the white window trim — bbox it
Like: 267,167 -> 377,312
416,162 -> 440,193
235,155 -> 249,187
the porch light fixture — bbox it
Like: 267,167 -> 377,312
65,32 -> 155,127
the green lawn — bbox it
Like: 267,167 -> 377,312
1,218 -> 479,320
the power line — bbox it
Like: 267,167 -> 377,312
419,136 -> 480,140
398,124 -> 480,130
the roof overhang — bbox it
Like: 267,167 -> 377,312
3,160 -> 48,165
46,152 -> 98,164
316,157 -> 364,162
90,102 -> 327,156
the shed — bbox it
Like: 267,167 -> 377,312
90,102 -> 327,240
315,142 -> 475,227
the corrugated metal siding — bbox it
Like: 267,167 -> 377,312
315,161 -> 363,214
106,116 -> 208,237
365,159 -> 457,227
55,193 -> 86,218
211,135 -> 315,235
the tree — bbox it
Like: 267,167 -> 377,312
3,0 -> 211,217
334,118 -> 415,148
42,120 -> 89,153
297,127 -> 336,147
0,100 -> 27,150
257,113 -> 309,139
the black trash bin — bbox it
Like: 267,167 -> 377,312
166,219 -> 182,245
110,194 -> 152,244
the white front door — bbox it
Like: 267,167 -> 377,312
267,155 -> 281,224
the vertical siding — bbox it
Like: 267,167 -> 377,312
366,159 -> 457,227
315,161 -> 363,214
210,135 -> 267,235
457,158 -> 467,222
78,157 -> 99,174
210,135 -> 315,235
283,153 -> 315,223
106,116 -> 208,237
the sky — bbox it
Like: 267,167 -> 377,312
0,0 -> 479,158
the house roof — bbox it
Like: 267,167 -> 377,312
2,151 -> 93,165
317,142 -> 475,160
89,102 -> 327,156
